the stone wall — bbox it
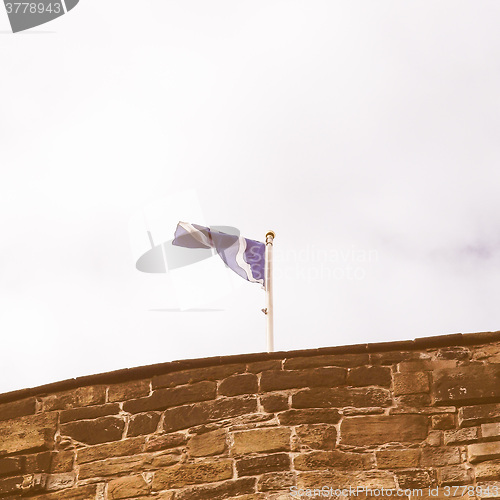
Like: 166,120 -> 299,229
2,331 -> 500,499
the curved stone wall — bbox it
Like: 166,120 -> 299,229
2,331 -> 500,499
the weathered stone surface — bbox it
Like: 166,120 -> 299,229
0,475 -> 24,497
61,416 -> 125,445
293,387 -> 391,409
474,460 -> 500,481
341,415 -> 428,446
370,351 -> 416,365
247,360 -> 282,373
278,409 -> 341,425
108,475 -> 150,499
297,470 -> 396,489
284,353 -> 369,370
261,368 -> 346,392
42,386 -> 106,411
108,379 -> 150,402
152,460 -> 233,489
294,450 -> 373,471
393,372 -> 429,395
376,449 -> 420,469
261,393 -> 288,413
421,447 -> 461,466
188,429 -> 227,457
0,413 -> 57,455
295,424 -> 336,450
162,396 -> 258,432
437,346 -> 471,360
123,381 -> 217,413
60,403 -> 120,423
23,452 -> 52,473
399,360 -> 457,372
469,442 -> 500,463
0,456 -> 23,476
424,430 -> 443,447
396,470 -> 432,488
78,454 -> 152,479
77,436 -> 145,463
174,478 -> 257,500
431,413 -> 455,430
145,433 -> 187,452
150,452 -> 182,468
347,366 -> 391,387
236,453 -> 290,477
50,450 -> 75,472
26,483 -> 103,499
258,472 -> 295,491
219,374 -> 258,396
482,422 -> 500,440
127,412 -> 161,437
437,465 -> 472,486
397,393 -> 431,407
433,365 -> 500,405
459,403 -> 500,427
0,397 -> 37,422
44,472 -> 76,491
153,364 -> 246,389
232,427 -> 291,455
443,427 -> 479,445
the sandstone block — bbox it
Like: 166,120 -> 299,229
108,379 -> 150,402
162,396 -> 258,432
107,475 -> 150,499
292,387 -> 391,409
61,416 -> 125,445
77,436 -> 145,463
218,374 -> 258,397
232,427 -> 291,454
258,472 -> 295,491
60,403 -> 120,424
431,413 -> 455,430
261,393 -> 288,413
22,483 -> 103,500
23,452 -> 52,473
127,412 -> 161,437
421,447 -> 461,467
474,460 -> 500,481
399,360 -> 456,372
0,456 -> 23,477
437,465 -> 472,486
295,424 -> 336,450
0,476 -> 25,497
174,477 -> 256,500
78,454 -> 150,479
396,393 -> 431,407
341,415 -> 428,446
443,427 -> 479,445
236,453 -> 290,477
260,368 -> 346,392
152,460 -> 233,489
396,470 -> 432,488
153,364 -> 246,389
437,346 -> 471,360
468,442 -> 500,463
294,450 -> 373,470
459,403 -> 500,427
370,351 -> 415,365
188,429 -> 227,457
393,372 -> 429,395
278,409 -> 341,425
481,422 -> 500,439
0,413 -> 57,455
123,380 -> 216,413
297,470 -> 396,489
50,450 -> 75,473
42,386 -> 106,411
432,365 -> 500,405
44,472 -> 75,491
246,360 -> 282,372
0,397 -> 36,422
145,433 -> 187,452
376,449 -> 420,469
284,353 -> 369,369
347,366 -> 392,387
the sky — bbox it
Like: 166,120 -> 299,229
1,1 -> 500,394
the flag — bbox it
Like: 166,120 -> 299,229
172,222 -> 265,285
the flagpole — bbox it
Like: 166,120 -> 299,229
265,230 -> 275,352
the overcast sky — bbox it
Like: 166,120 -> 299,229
1,1 -> 500,394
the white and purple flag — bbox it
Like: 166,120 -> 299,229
172,222 -> 266,285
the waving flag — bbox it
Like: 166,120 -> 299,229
172,222 -> 265,285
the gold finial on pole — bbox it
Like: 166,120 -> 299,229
265,230 -> 275,352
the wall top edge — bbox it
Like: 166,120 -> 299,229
1,329 -> 499,404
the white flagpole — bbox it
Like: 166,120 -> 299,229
265,230 -> 275,352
